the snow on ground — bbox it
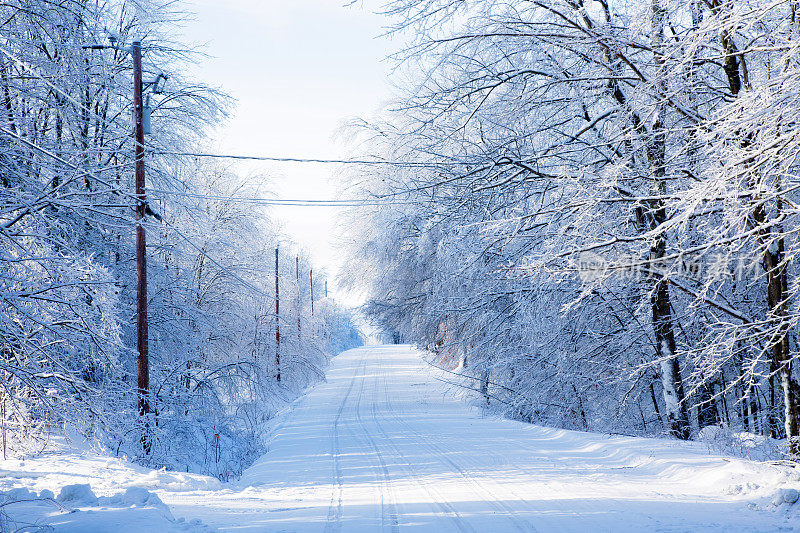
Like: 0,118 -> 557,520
2,345 -> 800,531
0,441 -> 220,531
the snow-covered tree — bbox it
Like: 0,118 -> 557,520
345,0 -> 800,456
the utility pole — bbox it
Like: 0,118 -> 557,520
296,256 -> 301,339
325,280 -> 328,299
132,40 -> 150,453
310,269 -> 314,316
275,246 -> 280,382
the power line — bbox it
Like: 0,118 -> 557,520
148,189 -> 409,207
0,123 -> 407,209
148,149 -> 433,167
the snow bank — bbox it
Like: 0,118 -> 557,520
57,483 -> 98,505
131,469 -> 223,492
0,449 -> 218,533
0,483 -> 213,532
772,488 -> 800,506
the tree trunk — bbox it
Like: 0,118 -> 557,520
651,279 -> 691,439
707,0 -> 800,450
763,231 -> 800,453
649,0 -> 691,440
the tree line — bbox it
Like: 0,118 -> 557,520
0,0 -> 362,478
345,0 -> 800,455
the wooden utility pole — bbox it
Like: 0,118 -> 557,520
296,256 -> 301,339
132,40 -> 151,453
275,246 -> 280,382
309,269 -> 314,316
1,397 -> 6,460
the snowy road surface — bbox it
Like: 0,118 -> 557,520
162,345 -> 797,532
1,345 -> 797,531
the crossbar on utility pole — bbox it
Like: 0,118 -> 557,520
132,40 -> 150,454
275,246 -> 281,382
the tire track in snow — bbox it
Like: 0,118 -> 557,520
323,359 -> 361,533
377,360 -> 539,533
349,358 -> 401,533
365,362 -> 477,533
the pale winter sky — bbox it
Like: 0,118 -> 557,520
178,0 -> 396,305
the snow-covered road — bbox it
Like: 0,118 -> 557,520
164,345 -> 797,532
